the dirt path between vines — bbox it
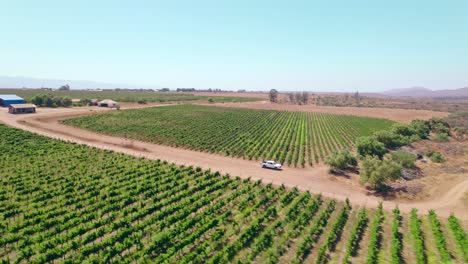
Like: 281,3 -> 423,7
0,106 -> 466,220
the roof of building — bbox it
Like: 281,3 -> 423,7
98,99 -> 117,104
0,94 -> 24,100
9,104 -> 36,108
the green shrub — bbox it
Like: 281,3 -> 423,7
433,133 -> 449,142
410,120 -> 431,139
388,151 -> 416,169
325,149 -> 357,172
429,118 -> 450,133
373,130 -> 408,149
428,151 -> 445,163
356,137 -> 387,159
360,156 -> 402,190
392,123 -> 416,137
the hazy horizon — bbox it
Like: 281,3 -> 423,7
1,1 -> 467,92
1,75 -> 467,93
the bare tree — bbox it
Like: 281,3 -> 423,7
302,91 -> 309,104
288,93 -> 295,103
295,93 -> 303,105
269,89 -> 278,103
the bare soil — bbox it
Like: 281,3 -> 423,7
206,101 -> 449,123
0,106 -> 466,220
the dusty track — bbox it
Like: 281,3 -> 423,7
0,106 -> 466,220
205,101 -> 449,123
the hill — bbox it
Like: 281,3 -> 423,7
383,87 -> 468,97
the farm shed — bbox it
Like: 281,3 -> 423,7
98,99 -> 118,108
0,94 -> 25,107
8,104 -> 36,114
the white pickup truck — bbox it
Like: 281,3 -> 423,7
261,160 -> 282,170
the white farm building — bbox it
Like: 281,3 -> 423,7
97,99 -> 118,108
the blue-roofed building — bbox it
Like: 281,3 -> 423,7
0,95 -> 25,107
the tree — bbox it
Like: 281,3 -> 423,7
302,91 -> 309,104
360,156 -> 402,190
355,136 -> 387,159
391,124 -> 416,137
30,94 -> 45,106
45,96 -> 54,107
62,96 -> 72,107
325,149 -> 357,172
373,130 -> 408,149
269,89 -> 278,103
295,93 -> 303,104
58,84 -> 70,91
354,91 -> 359,100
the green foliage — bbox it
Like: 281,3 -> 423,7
448,214 -> 468,262
392,123 -> 417,137
373,130 -> 408,149
295,200 -> 336,262
356,136 -> 387,159
64,105 -> 394,166
428,210 -> 451,262
325,149 -> 357,171
390,208 -> 402,264
429,118 -> 450,134
1,124 -> 465,263
427,151 -> 446,163
387,151 -> 417,169
433,133 -> 449,142
410,209 -> 426,264
366,204 -> 383,264
342,209 -> 368,264
30,94 -> 72,107
62,96 -> 72,107
409,119 -> 431,139
315,200 -> 351,264
360,156 -> 402,190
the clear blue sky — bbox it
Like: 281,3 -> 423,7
1,0 -> 467,91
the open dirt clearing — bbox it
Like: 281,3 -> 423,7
206,101 -> 449,123
0,106 -> 466,220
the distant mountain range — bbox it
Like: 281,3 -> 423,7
0,76 -> 155,90
382,87 -> 468,98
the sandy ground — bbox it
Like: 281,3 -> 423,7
205,101 -> 449,123
1,106 -> 466,220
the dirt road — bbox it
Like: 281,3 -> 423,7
1,106 -> 466,220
